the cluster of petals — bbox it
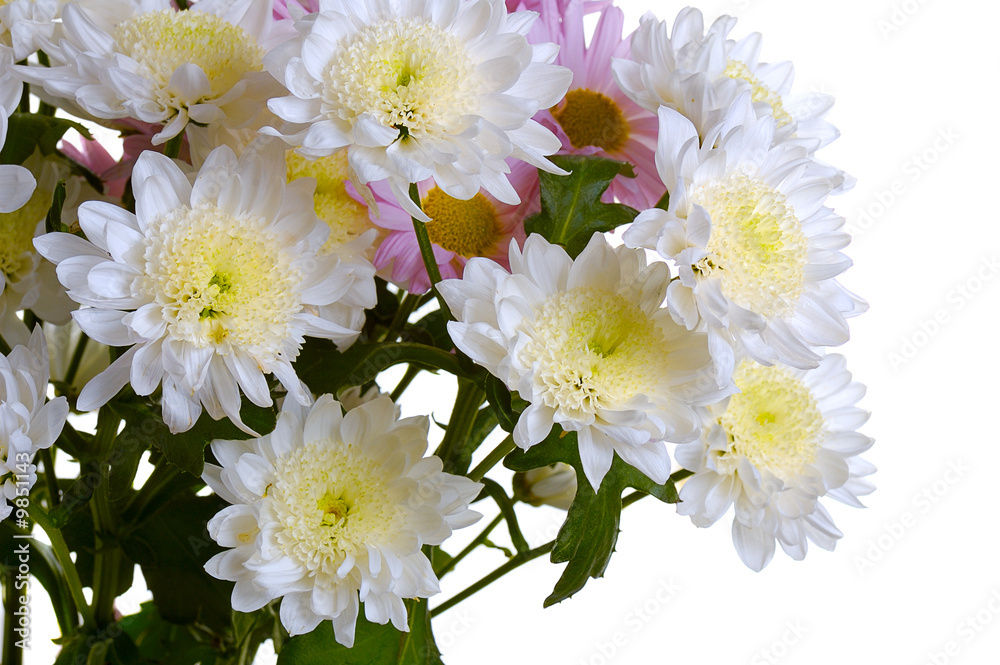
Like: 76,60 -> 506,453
34,141 -> 375,434
0,326 -> 69,522
264,0 -> 572,221
675,354 -> 875,570
203,395 -> 482,647
440,233 -> 732,490
624,97 -> 866,383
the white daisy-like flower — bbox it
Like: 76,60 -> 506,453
1,326 -> 69,522
34,140 -> 376,434
439,233 -> 731,490
625,101 -> 865,383
513,462 -> 577,510
674,354 -> 874,571
0,153 -> 76,348
263,0 -> 573,221
202,394 -> 482,647
611,8 -> 839,151
17,0 -> 286,144
1,48 -> 37,216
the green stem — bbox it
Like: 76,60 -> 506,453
431,540 -> 555,617
383,292 -> 423,342
27,501 -> 92,629
22,311 -> 38,333
408,183 -> 453,321
63,331 -> 91,391
162,132 -> 184,160
90,410 -> 121,627
124,459 -> 180,525
2,569 -> 22,665
434,378 -> 486,474
389,365 -> 421,402
0,333 -> 11,356
38,448 -> 60,508
468,435 -> 516,482
434,514 -> 502,578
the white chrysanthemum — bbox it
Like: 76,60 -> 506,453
0,48 -> 37,216
675,354 -> 874,571
17,0 -> 286,144
264,0 -> 572,221
439,233 -> 732,490
1,326 -> 69,522
513,462 -> 577,510
611,8 -> 839,151
34,141 -> 376,434
202,395 -> 482,647
625,101 -> 865,383
0,153 -> 76,348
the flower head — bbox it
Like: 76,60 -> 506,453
365,160 -> 535,294
612,8 -> 840,151
203,395 -> 482,646
439,233 -> 731,490
34,140 -> 376,434
19,0 -> 285,144
528,0 -> 662,209
625,101 -> 865,383
675,354 -> 874,570
264,0 -> 572,221
1,326 -> 69,522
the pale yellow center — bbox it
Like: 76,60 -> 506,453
422,187 -> 500,258
114,9 -> 263,101
551,88 -> 630,153
285,150 -> 372,254
690,171 -> 807,317
0,187 -> 47,279
724,60 -> 793,128
327,16 -> 482,139
270,440 -> 406,576
719,361 -> 823,480
142,203 -> 301,362
523,287 -> 668,414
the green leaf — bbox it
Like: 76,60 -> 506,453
483,375 -> 518,433
120,602 -> 221,665
120,493 -> 234,632
504,428 -> 681,606
110,400 -> 277,478
525,154 -> 639,258
46,180 -> 68,233
296,339 -> 464,396
277,599 -> 441,665
0,113 -> 93,164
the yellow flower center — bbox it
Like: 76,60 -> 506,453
285,150 -> 372,254
719,361 -> 824,480
270,440 -> 406,576
524,287 -> 668,414
551,88 -> 630,153
142,202 -> 302,362
0,186 -> 47,279
723,60 -> 793,128
422,187 -> 501,258
114,9 -> 263,102
690,171 -> 807,317
327,16 -> 482,139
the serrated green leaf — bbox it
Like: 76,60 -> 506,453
525,154 -> 639,258
504,427 -> 681,606
277,599 -> 441,665
296,339 -> 464,396
0,113 -> 93,164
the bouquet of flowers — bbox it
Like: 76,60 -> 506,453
0,0 -> 874,662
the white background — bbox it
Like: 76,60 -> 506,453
12,0 -> 1000,663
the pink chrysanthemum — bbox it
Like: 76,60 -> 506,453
362,162 -> 536,294
272,0 -> 318,21
528,0 -> 662,209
